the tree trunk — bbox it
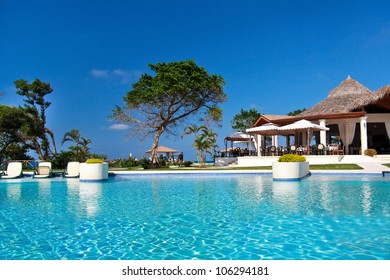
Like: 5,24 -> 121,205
32,138 -> 44,160
150,128 -> 164,166
45,127 -> 57,155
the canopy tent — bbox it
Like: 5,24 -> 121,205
146,145 -> 179,160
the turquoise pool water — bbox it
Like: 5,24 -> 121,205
0,174 -> 389,260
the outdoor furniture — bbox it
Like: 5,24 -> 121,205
270,146 -> 277,156
63,161 -> 80,178
337,145 -> 344,155
0,162 -> 23,179
317,143 -> 325,155
33,162 -> 53,178
329,144 -> 339,155
296,146 -> 304,156
290,145 -> 296,154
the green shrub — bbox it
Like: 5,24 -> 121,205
86,158 -> 104,164
109,158 -> 139,168
51,151 -> 75,169
364,149 -> 377,157
183,161 -> 193,167
278,154 -> 306,162
138,158 -> 152,169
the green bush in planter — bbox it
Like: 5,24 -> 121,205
278,154 -> 306,162
86,158 -> 104,164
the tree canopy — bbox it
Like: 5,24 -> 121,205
14,78 -> 57,160
287,108 -> 306,116
231,108 -> 260,132
111,60 -> 227,164
0,105 -> 31,162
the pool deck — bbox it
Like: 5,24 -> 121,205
111,160 -> 390,176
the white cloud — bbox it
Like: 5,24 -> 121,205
90,68 -> 141,84
90,69 -> 110,78
109,124 -> 130,130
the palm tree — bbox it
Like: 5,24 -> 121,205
62,129 -> 91,162
183,125 -> 218,167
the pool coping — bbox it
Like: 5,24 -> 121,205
110,169 -> 387,177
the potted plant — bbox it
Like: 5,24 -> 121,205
272,154 -> 310,180
79,158 -> 109,181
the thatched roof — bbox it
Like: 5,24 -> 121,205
372,85 -> 390,110
298,76 -> 376,117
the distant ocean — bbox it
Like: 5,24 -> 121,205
193,160 -> 214,164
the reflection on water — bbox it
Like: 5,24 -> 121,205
38,180 -> 51,198
78,182 -> 102,217
7,184 -> 21,200
272,181 -> 299,202
362,184 -> 372,215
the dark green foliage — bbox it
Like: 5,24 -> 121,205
88,153 -> 107,160
109,158 -> 139,168
0,105 -> 31,162
287,108 -> 306,116
231,108 -> 260,132
183,161 -> 193,167
138,158 -> 152,169
62,129 -> 92,162
51,151 -> 75,169
14,78 -> 56,159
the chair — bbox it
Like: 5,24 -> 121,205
33,161 -> 53,178
63,161 -> 80,178
317,143 -> 325,155
270,146 -> 277,156
0,162 -> 23,179
329,144 -> 339,155
337,145 -> 344,155
290,145 -> 296,154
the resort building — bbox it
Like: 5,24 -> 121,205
250,76 -> 390,156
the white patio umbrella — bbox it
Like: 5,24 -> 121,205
278,119 -> 329,153
246,123 -> 280,135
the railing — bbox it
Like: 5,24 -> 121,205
0,159 -> 45,169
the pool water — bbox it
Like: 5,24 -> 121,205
0,174 -> 389,260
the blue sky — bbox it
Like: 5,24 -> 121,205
1,0 -> 390,161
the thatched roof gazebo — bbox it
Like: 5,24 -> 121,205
250,76 -> 390,155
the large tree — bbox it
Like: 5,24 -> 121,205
14,78 -> 57,160
0,105 -> 31,162
231,108 -> 260,132
111,60 -> 227,164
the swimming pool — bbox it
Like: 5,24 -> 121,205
0,174 -> 389,260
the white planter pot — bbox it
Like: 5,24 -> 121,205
79,162 -> 109,181
272,161 -> 310,181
